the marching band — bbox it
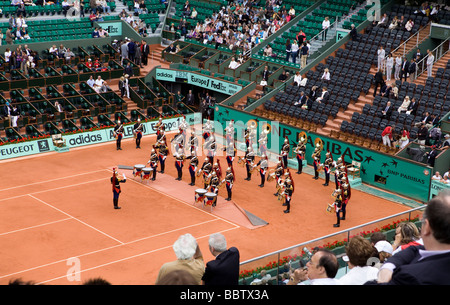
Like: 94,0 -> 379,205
117,117 -> 353,220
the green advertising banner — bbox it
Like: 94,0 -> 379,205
155,68 -> 243,95
429,180 -> 450,200
99,21 -> 123,36
0,114 -> 202,159
0,138 -> 53,160
214,105 -> 432,203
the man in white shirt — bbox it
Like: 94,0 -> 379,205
338,236 -> 379,285
431,171 -> 442,181
426,49 -> 434,78
377,45 -> 386,72
394,55 -> 402,80
228,57 -> 240,69
288,249 -> 340,285
385,53 -> 394,81
322,17 -> 330,41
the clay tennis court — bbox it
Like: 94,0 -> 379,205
0,130 -> 412,285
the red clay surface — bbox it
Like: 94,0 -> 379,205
0,131 -> 412,285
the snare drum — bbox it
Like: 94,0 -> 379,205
142,167 -> 153,180
205,192 -> 217,207
133,164 -> 146,177
195,188 -> 207,204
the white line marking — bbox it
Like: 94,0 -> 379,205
28,194 -> 124,245
0,169 -> 107,192
0,218 -> 72,237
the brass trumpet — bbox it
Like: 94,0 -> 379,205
196,169 -> 202,177
326,203 -> 334,213
237,156 -> 245,167
267,169 -> 276,182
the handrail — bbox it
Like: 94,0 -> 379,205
414,36 -> 450,79
382,22 -> 431,73
310,16 -> 338,43
240,205 -> 425,265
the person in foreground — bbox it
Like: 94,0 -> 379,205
201,233 -> 240,285
287,249 -> 340,285
156,233 -> 204,285
367,189 -> 450,285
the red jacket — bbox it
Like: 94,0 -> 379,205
382,126 -> 393,139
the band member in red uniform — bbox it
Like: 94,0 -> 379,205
294,137 -> 306,174
281,137 -> 290,169
225,142 -> 236,168
322,150 -> 333,186
256,154 -> 268,187
147,148 -> 159,181
340,177 -> 351,221
174,148 -> 185,181
158,141 -> 168,174
223,167 -> 235,201
187,151 -> 199,186
113,120 -> 124,150
188,127 -> 198,157
283,178 -> 294,213
244,147 -> 255,181
111,168 -> 126,209
133,118 -> 143,149
328,189 -> 343,227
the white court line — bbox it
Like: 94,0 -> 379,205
0,220 -> 238,282
28,194 -> 125,245
36,227 -> 239,285
0,178 -> 107,203
0,218 -> 72,237
0,169 -> 107,192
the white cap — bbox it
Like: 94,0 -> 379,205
375,240 -> 393,254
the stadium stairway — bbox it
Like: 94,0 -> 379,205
390,22 -> 432,60
414,51 -> 450,87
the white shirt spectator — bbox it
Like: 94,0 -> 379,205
338,266 -> 378,285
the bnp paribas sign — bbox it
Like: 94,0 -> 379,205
214,105 -> 432,203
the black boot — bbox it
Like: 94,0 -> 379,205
114,199 -> 121,209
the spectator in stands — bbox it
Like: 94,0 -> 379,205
124,62 -> 133,77
408,58 -> 417,81
373,190 -> 450,285
63,48 -> 75,64
296,29 -> 306,45
263,45 -> 273,57
377,45 -> 385,72
394,54 -> 402,80
89,0 -> 99,14
293,71 -> 302,86
426,49 -> 434,78
316,87 -> 329,103
397,96 -> 411,113
98,27 -> 109,38
405,18 -> 414,32
388,16 -> 399,30
10,105 -> 20,131
377,13 -> 389,28
381,124 -> 394,147
391,221 -> 423,254
285,38 -> 291,62
321,68 -> 330,83
156,233 -> 204,285
228,56 -> 240,70
87,75 -> 95,88
182,0 -> 191,17
426,145 -> 439,167
338,236 -> 378,285
100,81 -> 112,93
322,16 -> 330,41
373,240 -> 393,269
385,53 -> 394,81
62,0 -> 73,17
250,269 -> 271,285
432,171 -> 442,181
123,74 -> 130,98
291,40 -> 299,64
201,233 -> 240,285
373,68 -> 385,97
440,134 -> 450,150
406,97 -> 418,115
417,123 -> 428,145
350,24 -> 358,41
92,27 -> 100,38
300,42 -> 308,69
288,249 -> 340,285
398,127 -> 410,149
278,70 -> 287,81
